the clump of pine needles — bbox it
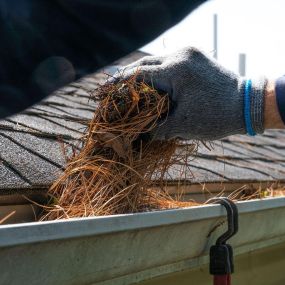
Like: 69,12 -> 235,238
40,75 -> 199,220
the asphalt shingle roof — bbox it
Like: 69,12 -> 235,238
0,51 -> 285,196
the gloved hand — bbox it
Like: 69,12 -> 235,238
116,47 -> 267,141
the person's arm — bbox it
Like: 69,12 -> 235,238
264,81 -> 285,129
117,47 -> 285,141
0,0 -> 207,118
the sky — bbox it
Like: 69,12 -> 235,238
141,0 -> 285,78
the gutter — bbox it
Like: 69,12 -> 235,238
1,197 -> 285,248
1,197 -> 285,285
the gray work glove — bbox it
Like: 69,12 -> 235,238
116,47 -> 267,141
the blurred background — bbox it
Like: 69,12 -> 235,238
142,0 -> 285,78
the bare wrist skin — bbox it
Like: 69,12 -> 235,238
264,80 -> 285,129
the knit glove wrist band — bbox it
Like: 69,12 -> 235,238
246,77 -> 267,135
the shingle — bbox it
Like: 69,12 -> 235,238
190,157 -> 271,182
30,105 -> 94,121
55,94 -> 97,109
0,161 -> 30,189
198,140 -> 285,161
224,158 -> 285,180
9,114 -> 83,139
0,130 -> 68,167
166,164 -> 227,183
0,134 -> 62,187
43,95 -> 93,110
226,133 -> 285,147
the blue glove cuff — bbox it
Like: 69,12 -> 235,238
244,79 -> 256,136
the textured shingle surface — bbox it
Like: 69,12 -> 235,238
0,50 -> 285,195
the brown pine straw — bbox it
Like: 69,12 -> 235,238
40,76 -> 199,221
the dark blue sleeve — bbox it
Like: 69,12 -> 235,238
275,76 -> 285,125
0,0 -> 206,117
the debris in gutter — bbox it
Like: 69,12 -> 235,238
40,75 -> 199,220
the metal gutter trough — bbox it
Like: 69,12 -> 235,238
1,197 -> 285,285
